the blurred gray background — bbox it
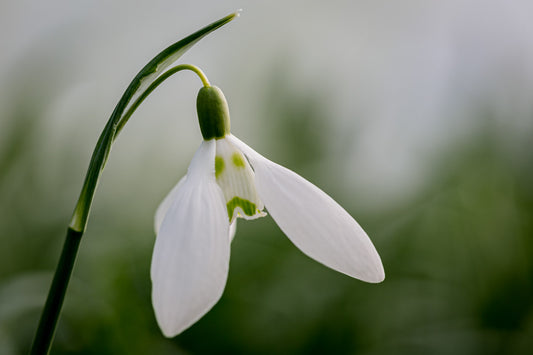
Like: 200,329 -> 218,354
1,0 -> 533,354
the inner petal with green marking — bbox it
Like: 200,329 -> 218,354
215,138 -> 266,222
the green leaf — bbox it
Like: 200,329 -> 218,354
116,11 -> 240,130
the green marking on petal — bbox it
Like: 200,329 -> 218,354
232,153 -> 245,168
215,156 -> 225,178
227,196 -> 257,221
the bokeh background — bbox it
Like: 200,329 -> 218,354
1,0 -> 533,354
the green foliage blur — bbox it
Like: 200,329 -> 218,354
1,35 -> 533,355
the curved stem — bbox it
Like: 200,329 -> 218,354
69,12 -> 237,234
115,64 -> 210,137
183,64 -> 211,87
29,12 -> 238,355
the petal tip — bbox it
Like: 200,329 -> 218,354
367,271 -> 385,284
156,314 -> 191,338
359,262 -> 385,283
159,323 -> 180,338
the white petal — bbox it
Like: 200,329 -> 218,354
214,138 -> 266,222
151,140 -> 230,337
228,135 -> 384,283
154,176 -> 186,235
229,220 -> 237,241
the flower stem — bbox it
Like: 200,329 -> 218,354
28,11 -> 238,354
30,228 -> 82,355
115,64 -> 210,137
183,64 -> 211,87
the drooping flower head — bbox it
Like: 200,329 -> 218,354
151,82 -> 385,337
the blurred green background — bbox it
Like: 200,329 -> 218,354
1,1 -> 533,354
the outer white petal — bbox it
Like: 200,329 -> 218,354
154,176 -> 186,235
151,140 -> 230,337
229,220 -> 237,241
227,135 -> 384,283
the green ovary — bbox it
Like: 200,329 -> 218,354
227,196 -> 257,221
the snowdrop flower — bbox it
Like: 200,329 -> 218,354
151,85 -> 385,337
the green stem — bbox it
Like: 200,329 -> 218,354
30,228 -> 82,355
29,12 -> 238,355
69,12 -> 238,233
115,64 -> 210,137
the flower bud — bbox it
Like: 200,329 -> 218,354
196,86 -> 231,140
